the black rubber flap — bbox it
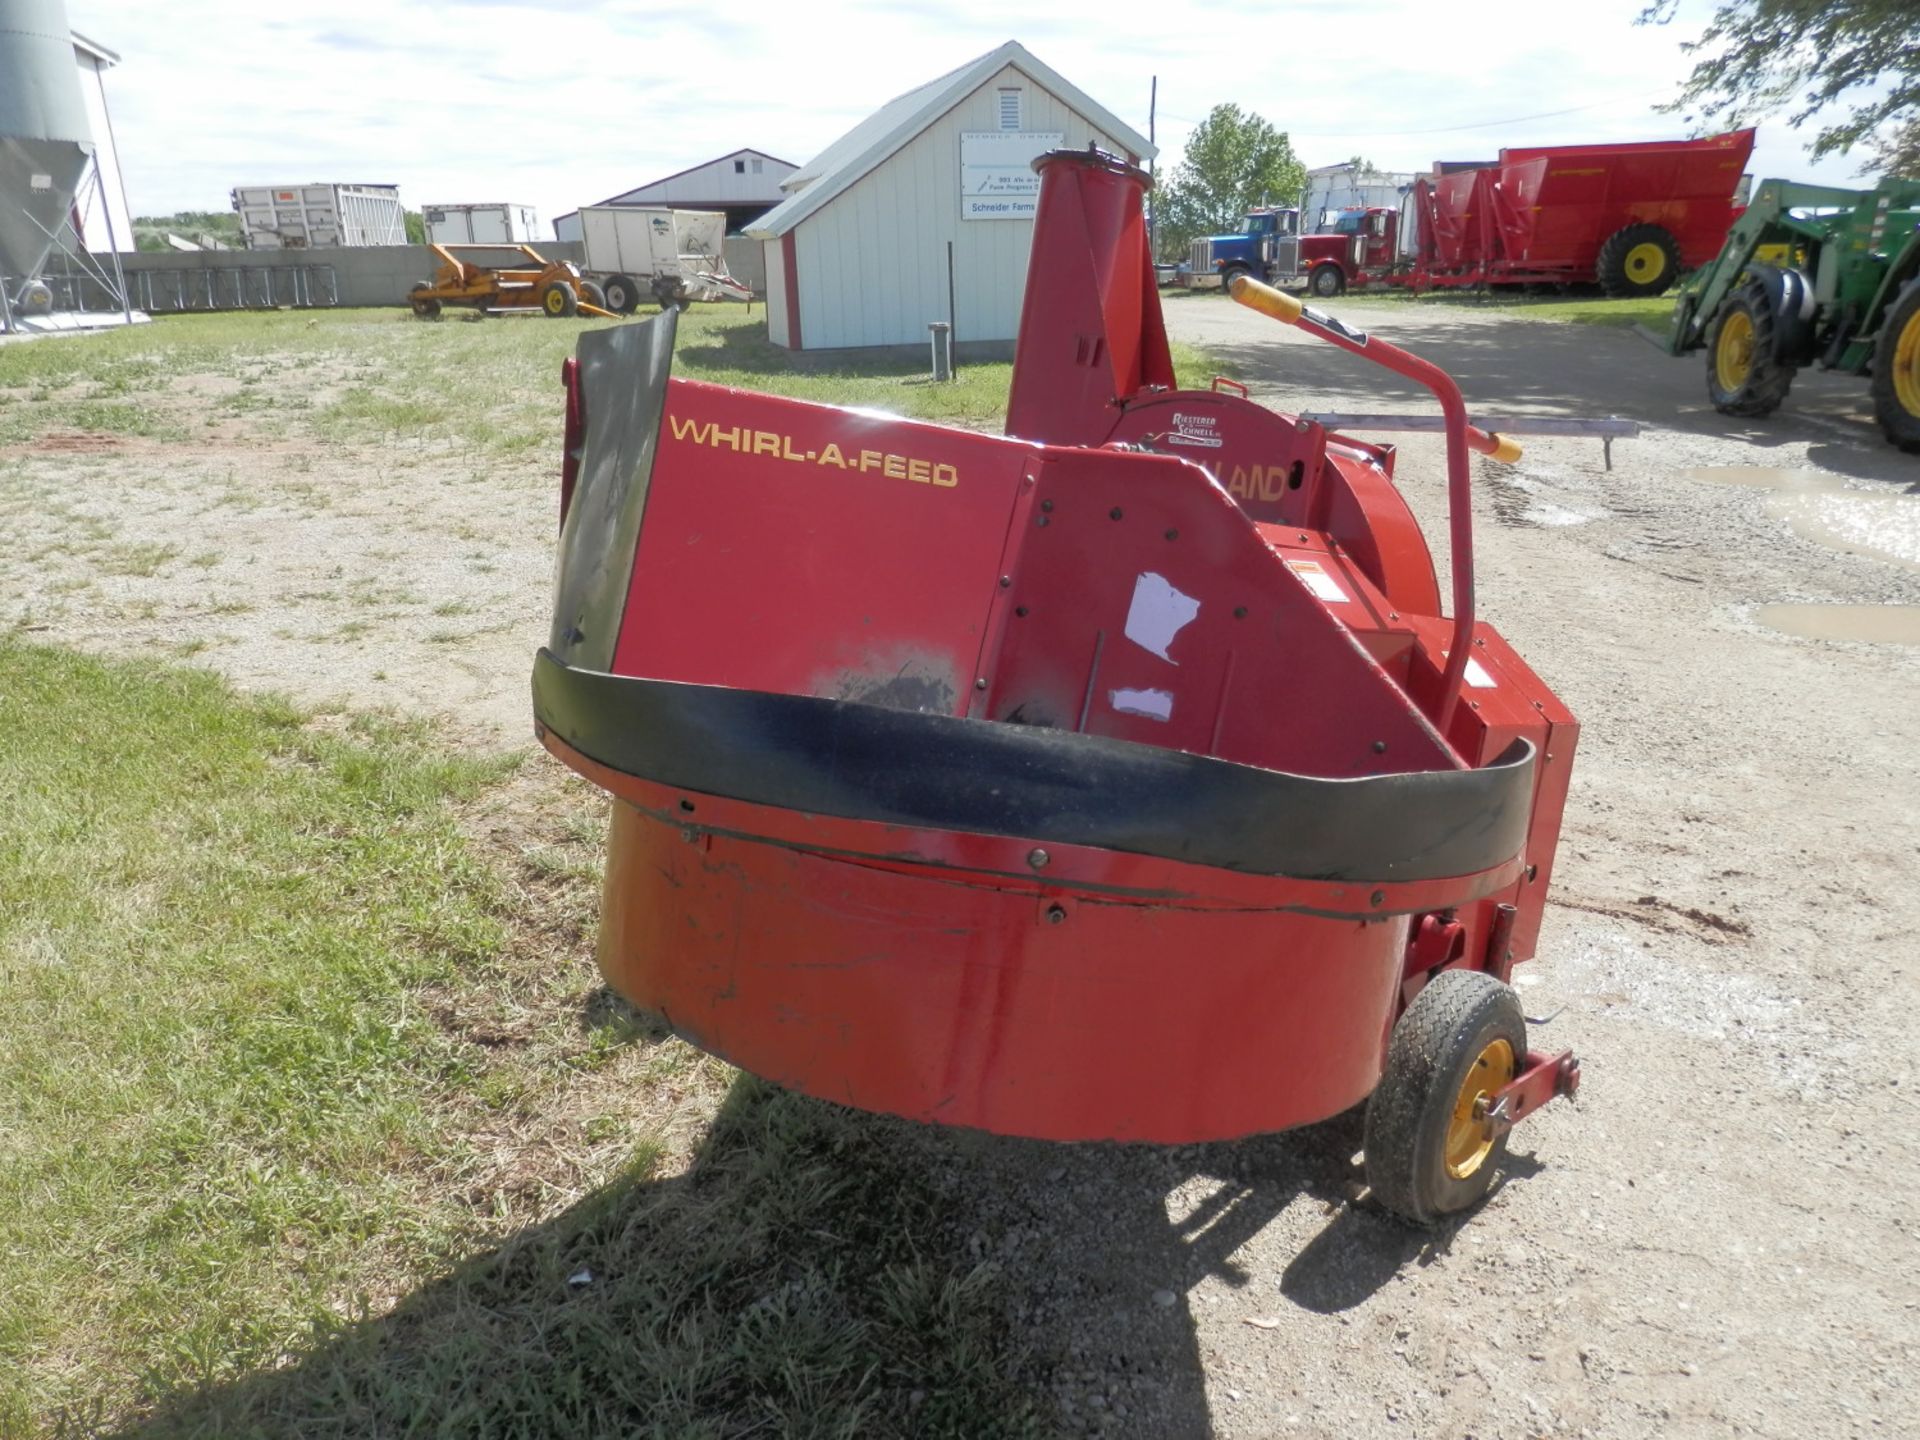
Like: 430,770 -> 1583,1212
549,309 -> 678,672
533,650 -> 1536,885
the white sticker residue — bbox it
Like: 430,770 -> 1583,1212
1465,658 -> 1497,688
1123,571 -> 1200,662
1286,558 -> 1348,603
1109,687 -> 1174,722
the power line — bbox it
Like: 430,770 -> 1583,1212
1159,89 -> 1672,140
1318,89 -> 1674,138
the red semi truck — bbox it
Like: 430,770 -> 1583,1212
1203,129 -> 1756,298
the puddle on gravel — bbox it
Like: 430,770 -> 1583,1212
1683,465 -> 1920,574
1757,603 -> 1920,646
1768,492 -> 1920,572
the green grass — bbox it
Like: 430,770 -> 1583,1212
0,645 -> 1040,1437
0,305 -> 1218,457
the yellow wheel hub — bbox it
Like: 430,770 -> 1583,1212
1716,309 -> 1756,392
1624,241 -> 1668,284
1445,1037 -> 1517,1180
1894,307 -> 1920,419
546,290 -> 567,314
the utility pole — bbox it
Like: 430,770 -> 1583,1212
1147,75 -> 1158,261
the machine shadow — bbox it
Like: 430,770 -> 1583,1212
108,1053 -> 1488,1438
1196,304 -> 1911,484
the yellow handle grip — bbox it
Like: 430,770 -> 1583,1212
1487,432 -> 1523,464
1228,273 -> 1303,325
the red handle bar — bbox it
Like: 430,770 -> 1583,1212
1228,275 -> 1521,733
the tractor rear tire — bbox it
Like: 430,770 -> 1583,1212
1597,223 -> 1681,298
1870,280 -> 1920,454
539,281 -> 578,319
1365,969 -> 1526,1227
1310,265 -> 1345,299
1706,278 -> 1796,417
579,280 -> 609,313
602,273 -> 640,314
408,282 -> 441,320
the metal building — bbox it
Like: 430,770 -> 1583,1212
1303,161 -> 1417,232
746,40 -> 1152,353
551,149 -> 796,243
69,31 -> 131,254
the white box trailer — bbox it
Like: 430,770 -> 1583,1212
1303,168 -> 1417,233
232,183 -> 407,249
577,206 -> 751,312
423,203 -> 540,245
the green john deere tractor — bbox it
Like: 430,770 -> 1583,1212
1663,177 -> 1920,452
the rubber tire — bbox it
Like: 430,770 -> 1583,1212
1219,263 -> 1250,297
602,273 -> 640,314
1706,277 -> 1796,417
1596,223 -> 1681,298
579,280 -> 608,313
539,281 -> 578,318
1310,265 -> 1345,299
408,282 -> 441,320
1364,969 -> 1526,1227
1870,280 -> 1920,454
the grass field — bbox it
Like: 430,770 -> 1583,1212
0,643 -> 1040,1437
0,303 -> 1219,456
0,299 -> 1098,1435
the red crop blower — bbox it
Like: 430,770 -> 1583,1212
533,148 -> 1580,1225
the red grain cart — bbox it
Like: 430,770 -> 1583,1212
536,149 -> 1582,1226
1402,129 -> 1754,295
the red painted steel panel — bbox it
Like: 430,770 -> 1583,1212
592,783 -> 1417,1142
612,379 -> 1033,713
1007,150 -> 1174,447
983,446 -> 1456,775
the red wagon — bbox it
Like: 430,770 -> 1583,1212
534,150 -> 1580,1223
1404,129 -> 1755,295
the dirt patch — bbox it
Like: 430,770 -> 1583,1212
20,430 -> 130,454
0,372 -> 554,746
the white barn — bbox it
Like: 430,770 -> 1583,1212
552,148 -> 796,242
746,40 -> 1153,353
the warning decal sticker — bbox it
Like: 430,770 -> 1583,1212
1286,558 -> 1349,603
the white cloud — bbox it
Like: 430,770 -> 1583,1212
70,0 -> 1879,234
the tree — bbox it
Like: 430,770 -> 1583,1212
1156,104 -> 1307,260
1640,0 -> 1919,168
1864,116 -> 1920,179
404,210 -> 427,245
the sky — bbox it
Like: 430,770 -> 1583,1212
69,0 -> 1881,235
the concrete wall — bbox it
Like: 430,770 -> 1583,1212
788,63 -> 1128,350
57,235 -> 765,313
88,242 -> 586,311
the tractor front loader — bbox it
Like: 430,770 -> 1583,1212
1663,177 -> 1920,452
